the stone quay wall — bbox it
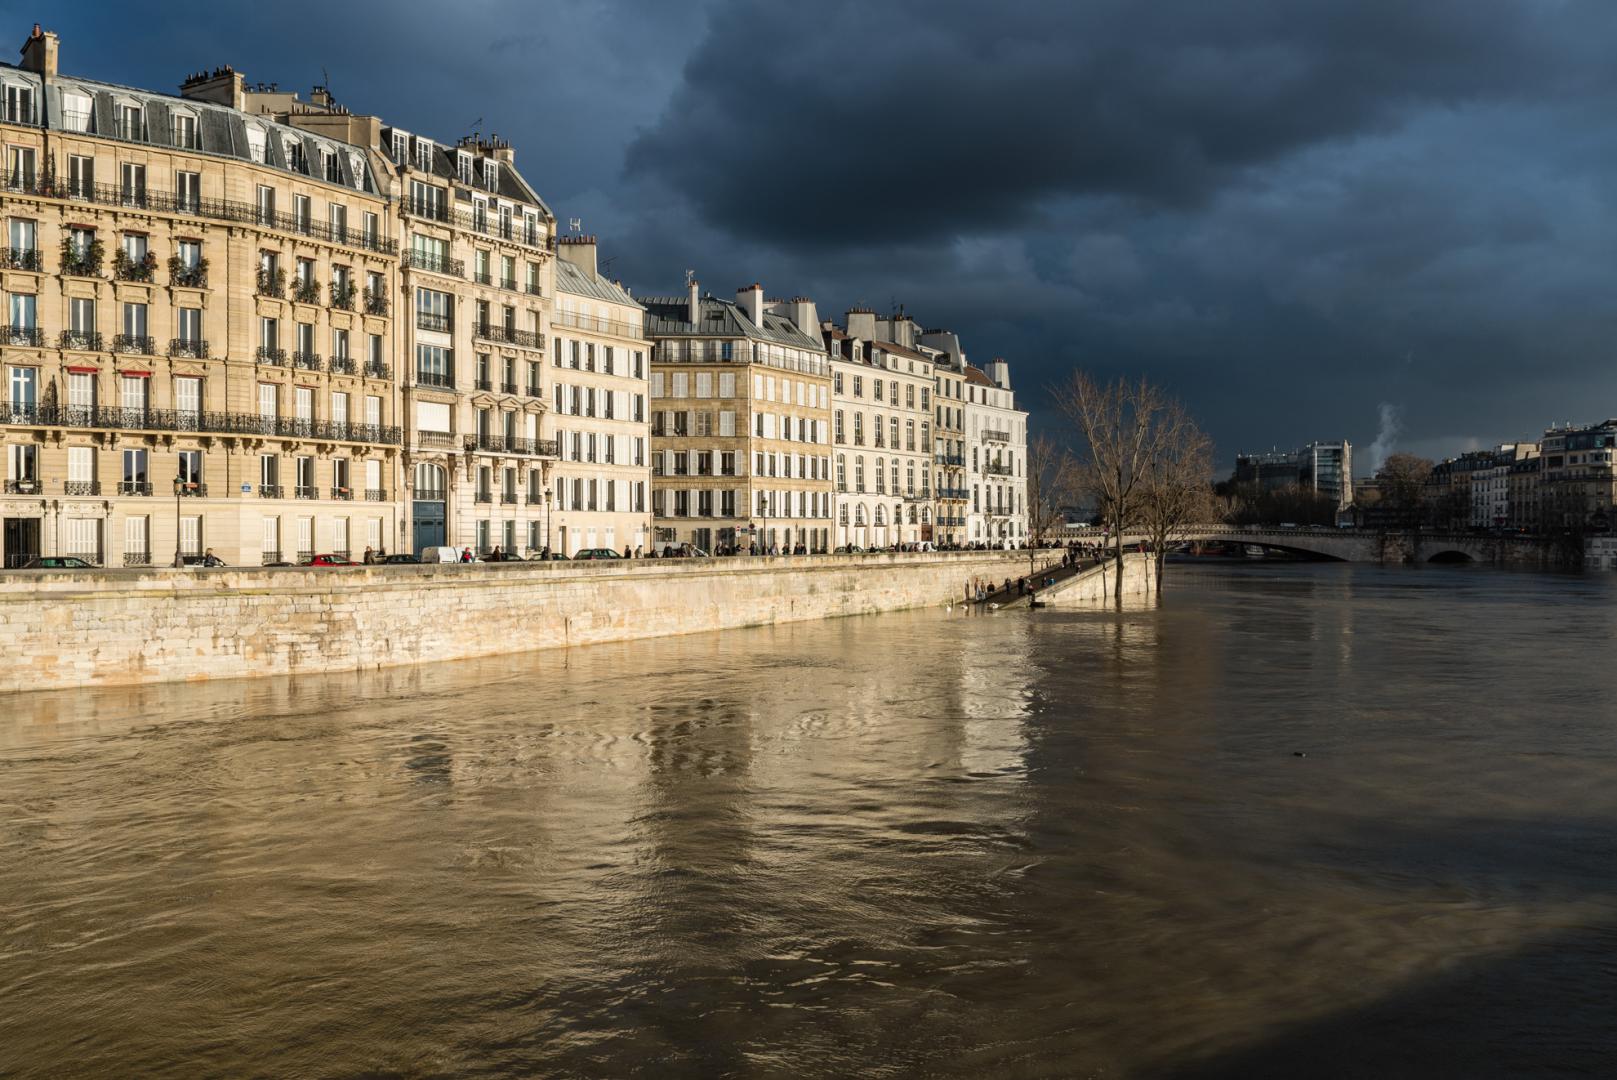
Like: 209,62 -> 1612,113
0,552 -> 1050,692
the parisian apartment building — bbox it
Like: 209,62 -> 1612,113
1,28 -> 402,567
962,358 -> 1028,546
825,312 -> 936,549
642,281 -> 833,554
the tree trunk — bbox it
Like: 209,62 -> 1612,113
1154,551 -> 1165,592
1113,526 -> 1124,601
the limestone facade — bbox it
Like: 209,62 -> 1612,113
826,330 -> 935,549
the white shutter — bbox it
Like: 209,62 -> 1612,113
124,516 -> 149,556
263,515 -> 279,555
258,383 -> 278,418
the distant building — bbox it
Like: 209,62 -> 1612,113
1539,420 -> 1617,529
1232,441 -> 1353,510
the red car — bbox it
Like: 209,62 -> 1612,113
301,554 -> 357,567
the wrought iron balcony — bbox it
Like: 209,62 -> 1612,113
4,325 -> 44,346
261,550 -> 282,565
462,434 -> 558,457
936,486 -> 969,500
474,324 -> 542,349
294,486 -> 317,500
329,282 -> 357,311
982,428 -> 1011,443
179,483 -> 208,497
500,492 -> 519,505
112,334 -> 156,355
293,351 -> 323,371
364,290 -> 388,315
256,268 -> 286,297
292,279 -> 322,305
332,487 -> 354,501
124,552 -> 152,567
329,357 -> 356,375
113,254 -> 156,282
982,461 -> 1013,476
403,251 -> 464,277
474,491 -> 493,504
2,247 -> 42,271
364,488 -> 387,501
257,346 -> 288,366
364,361 -> 392,380
62,250 -> 103,277
3,479 -> 41,494
415,369 -> 455,389
169,338 -> 209,359
525,384 -> 541,397
549,308 -> 643,339
117,481 -> 153,496
499,277 -> 517,292
0,403 -> 400,444
416,312 -> 452,333
258,485 -> 284,498
500,381 -> 518,395
64,480 -> 101,496
935,454 -> 965,467
473,269 -> 492,286
170,264 -> 207,288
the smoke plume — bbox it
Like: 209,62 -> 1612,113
1368,402 -> 1401,472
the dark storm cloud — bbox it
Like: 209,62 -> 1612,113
628,0 -> 1617,248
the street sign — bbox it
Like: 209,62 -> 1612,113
240,483 -> 251,493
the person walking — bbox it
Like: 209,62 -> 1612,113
362,545 -> 375,564
461,547 -> 473,563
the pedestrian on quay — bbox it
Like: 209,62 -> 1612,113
363,545 -> 375,564
461,547 -> 473,563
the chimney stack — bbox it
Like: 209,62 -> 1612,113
688,278 -> 701,327
180,65 -> 245,110
846,307 -> 877,342
770,296 -> 820,341
986,357 -> 1011,390
19,23 -> 57,78
736,283 -> 765,326
557,234 -> 597,277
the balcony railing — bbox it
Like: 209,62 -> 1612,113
500,492 -> 519,505
329,357 -> 356,375
62,250 -> 103,277
261,550 -> 282,566
936,487 -> 969,500
124,552 -> 152,567
258,485 -> 283,499
293,351 -> 323,371
332,487 -> 354,501
549,308 -> 643,339
364,290 -> 388,315
462,434 -> 558,457
474,491 -> 492,504
329,282 -> 357,311
935,454 -> 965,467
2,178 -> 397,255
171,264 -> 207,288
500,381 -> 518,395
64,480 -> 101,496
294,486 -> 317,500
498,277 -> 517,292
415,369 -> 455,389
112,334 -> 156,355
981,429 -> 1011,443
417,431 -> 458,449
364,361 -> 392,380
982,461 -> 1013,476
364,488 -> 387,501
256,269 -> 286,298
473,269 -> 492,286
3,479 -> 41,494
179,483 -> 208,497
292,280 -> 322,305
4,325 -> 44,346
0,403 -> 401,444
403,250 -> 464,277
113,255 -> 156,282
169,338 -> 209,359
474,324 -> 543,350
117,481 -> 153,496
525,384 -> 542,397
59,330 -> 103,351
416,312 -> 452,333
257,346 -> 288,366
1,247 -> 42,271
475,378 -> 493,391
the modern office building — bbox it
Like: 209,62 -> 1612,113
1233,440 -> 1353,510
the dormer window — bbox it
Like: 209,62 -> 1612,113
415,138 -> 433,172
322,148 -> 340,183
391,130 -> 408,163
4,83 -> 35,125
483,159 -> 499,191
246,124 -> 267,164
457,151 -> 472,185
172,111 -> 198,150
286,139 -> 307,173
61,90 -> 92,132
348,153 -> 365,191
115,102 -> 144,141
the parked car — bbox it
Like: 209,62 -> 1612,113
479,551 -> 523,562
417,546 -> 462,564
572,548 -> 623,560
380,553 -> 421,565
528,551 -> 570,561
301,554 -> 357,567
17,556 -> 94,569
836,545 -> 866,554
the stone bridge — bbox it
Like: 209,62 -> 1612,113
1051,525 -> 1557,567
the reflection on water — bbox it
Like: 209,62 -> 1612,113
2,563 -> 1616,1078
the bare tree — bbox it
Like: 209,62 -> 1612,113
1024,433 -> 1070,576
1136,402 -> 1216,591
1376,452 -> 1433,528
1051,373 -> 1170,600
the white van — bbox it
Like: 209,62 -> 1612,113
418,546 -> 462,564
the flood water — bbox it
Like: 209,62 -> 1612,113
3,562 -> 1617,1078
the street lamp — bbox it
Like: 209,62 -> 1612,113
171,473 -> 184,568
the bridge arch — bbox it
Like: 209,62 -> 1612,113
1427,549 -> 1475,564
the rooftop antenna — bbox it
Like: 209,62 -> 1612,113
321,65 -> 329,91
685,268 -> 697,287
568,217 -> 582,234
601,256 -> 616,276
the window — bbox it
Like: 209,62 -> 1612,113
257,184 -> 276,226
175,376 -> 201,422
120,162 -> 147,207
115,102 -> 143,141
258,383 -> 278,419
67,372 -> 95,410
67,154 -> 93,198
172,111 -> 198,149
121,448 -> 148,492
246,124 -> 267,164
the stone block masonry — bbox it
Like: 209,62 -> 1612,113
0,552 -> 1046,692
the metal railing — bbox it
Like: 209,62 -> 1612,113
463,434 -> 559,457
329,357 -> 356,375
415,369 -> 455,389
112,334 -> 155,355
60,330 -> 102,351
403,250 -> 464,277
3,479 -> 41,494
117,481 -> 153,496
936,487 -> 969,500
124,552 -> 152,567
258,485 -> 283,499
292,280 -> 322,305
364,361 -> 392,380
64,480 -> 101,495
550,309 -> 643,339
329,283 -> 357,311
500,381 -> 518,394
475,491 -> 492,504
179,483 -> 208,497
363,290 -> 388,316
332,487 -> 354,501
474,324 -> 542,350
982,461 -> 1013,476
294,486 -> 317,500
3,177 -> 397,255
935,454 -> 965,467
416,312 -> 452,333
171,265 -> 207,288
525,384 -> 542,397
257,346 -> 288,365
365,488 -> 387,501
500,492 -> 519,505
981,429 -> 1010,443
293,351 -> 324,371
4,325 -> 44,346
0,403 -> 401,444
1,247 -> 42,271
261,550 -> 282,565
169,338 -> 209,359
475,378 -> 493,391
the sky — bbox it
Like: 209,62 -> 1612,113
15,0 -> 1617,473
